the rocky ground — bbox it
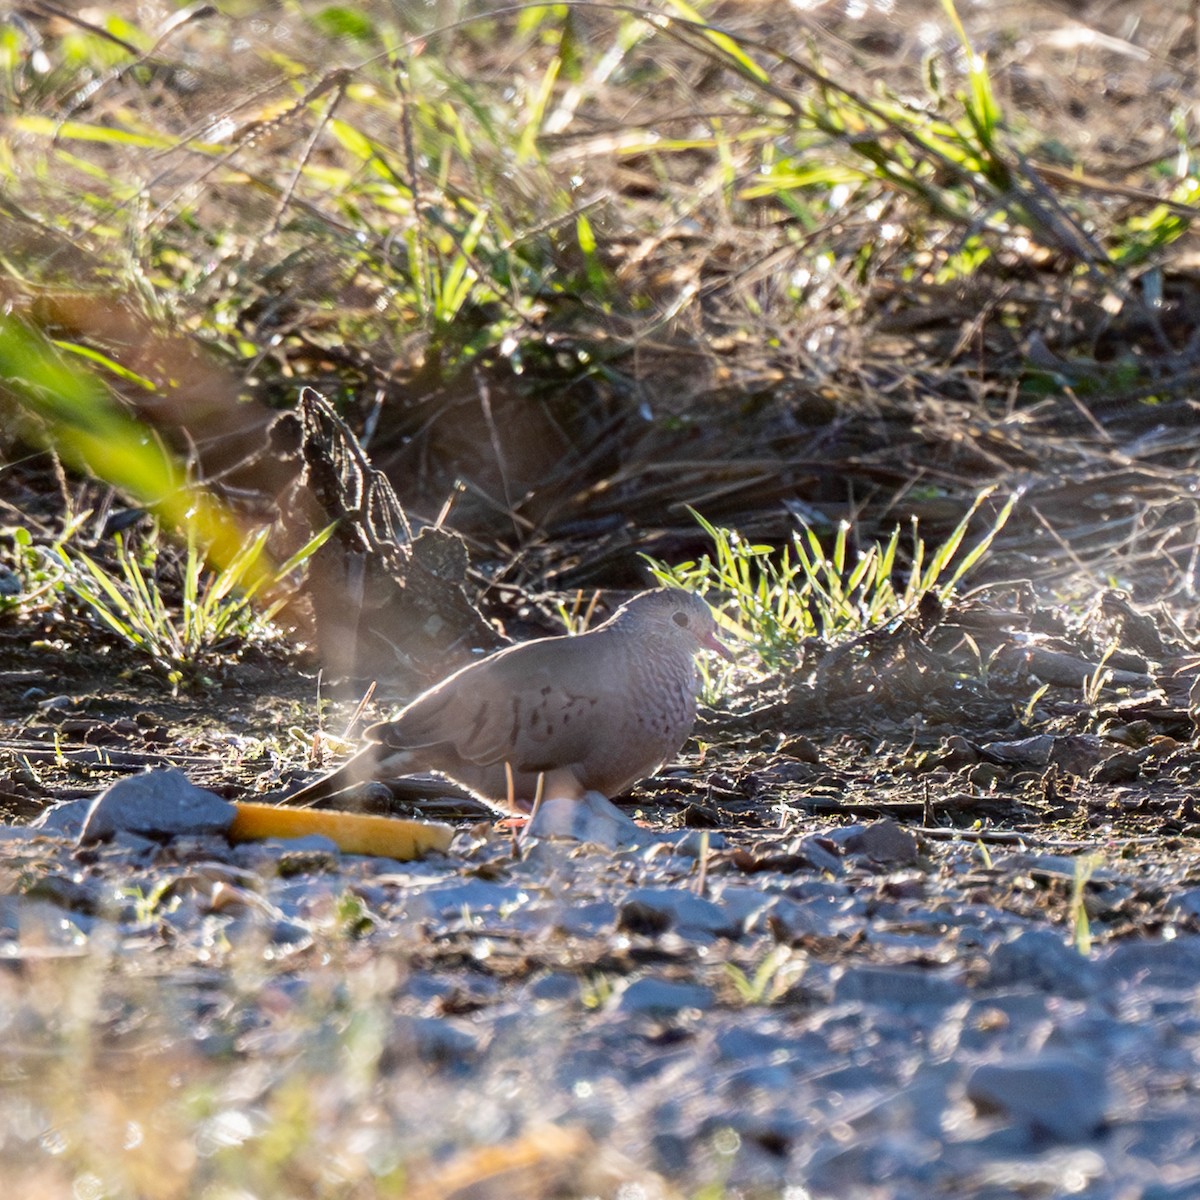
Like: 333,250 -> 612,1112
5,771 -> 1200,1198
4,581 -> 1200,1198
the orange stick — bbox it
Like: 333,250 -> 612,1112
229,802 -> 453,860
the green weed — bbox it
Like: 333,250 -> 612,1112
1070,853 -> 1102,956
724,944 -> 804,1005
0,523 -> 67,613
57,520 -> 334,687
646,489 -> 1018,672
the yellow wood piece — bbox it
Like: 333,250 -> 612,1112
229,802 -> 453,860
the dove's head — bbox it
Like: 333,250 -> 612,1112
609,588 -> 733,661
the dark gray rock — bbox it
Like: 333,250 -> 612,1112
619,887 -> 742,938
553,900 -> 617,937
725,1062 -> 794,1093
958,993 -> 1051,1052
833,964 -> 966,1009
841,818 -> 919,865
1101,938 -> 1200,991
985,928 -> 1099,998
382,1014 -> 479,1069
78,769 -> 235,843
617,977 -> 714,1015
764,893 -> 865,941
1042,1011 -> 1147,1062
108,830 -> 162,861
23,872 -> 103,914
966,1053 -> 1108,1142
709,884 -> 771,932
714,1024 -> 799,1063
267,919 -> 314,946
522,972 -> 578,1003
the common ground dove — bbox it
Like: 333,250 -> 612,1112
286,588 -> 731,812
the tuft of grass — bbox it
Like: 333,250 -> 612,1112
1082,641 -> 1119,708
645,488 -> 1018,672
724,944 -> 804,1006
57,519 -> 334,688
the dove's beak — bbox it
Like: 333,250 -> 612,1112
704,628 -> 735,662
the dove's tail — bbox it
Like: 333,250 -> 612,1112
282,742 -> 417,808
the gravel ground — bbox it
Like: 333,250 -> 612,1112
5,775 -> 1200,1199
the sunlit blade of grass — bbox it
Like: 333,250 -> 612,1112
575,212 -> 608,296
50,341 -> 158,391
940,489 -> 1020,595
941,0 -> 1002,161
1070,853 -> 1101,955
516,56 -> 561,164
66,552 -> 146,645
436,207 -> 489,324
10,115 -> 179,150
120,538 -> 180,656
55,512 -> 334,687
664,0 -> 771,86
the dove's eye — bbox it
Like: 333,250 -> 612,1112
672,612 -> 689,628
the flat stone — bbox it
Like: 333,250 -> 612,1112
966,1053 -> 1107,1142
985,928 -> 1099,999
768,893 -> 866,940
833,964 -> 966,1009
258,834 -> 343,856
838,818 -> 919,865
659,829 -> 728,856
619,887 -> 740,938
0,824 -> 44,843
382,1015 -> 479,1069
0,896 -> 19,939
797,835 -> 843,874
1167,888 -> 1200,921
617,977 -> 714,1015
1101,938 -> 1200,991
405,880 -> 532,920
78,769 -> 236,843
